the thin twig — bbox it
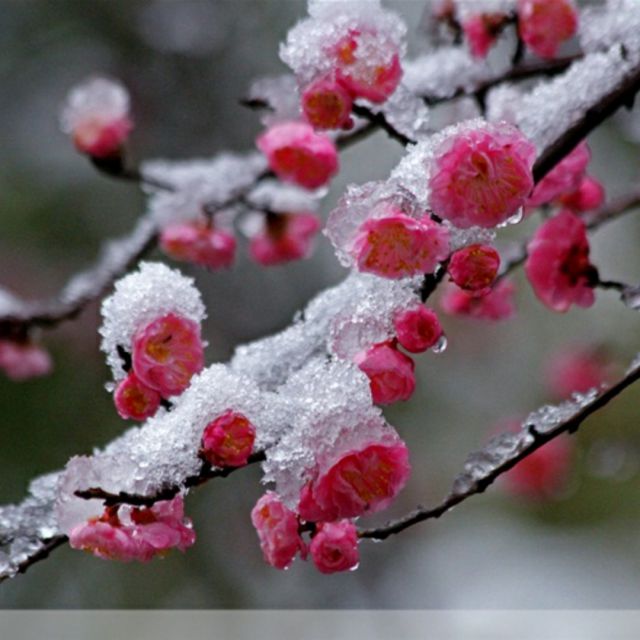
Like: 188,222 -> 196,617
359,360 -> 640,540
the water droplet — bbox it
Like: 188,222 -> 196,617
498,207 -> 524,228
104,382 -> 115,393
431,334 -> 448,354
349,562 -> 360,572
621,285 -> 640,310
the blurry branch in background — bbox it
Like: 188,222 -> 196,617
359,357 -> 640,540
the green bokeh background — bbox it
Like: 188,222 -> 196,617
1,0 -> 640,608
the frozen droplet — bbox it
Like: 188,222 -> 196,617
431,334 -> 448,354
497,207 -> 524,228
104,382 -> 115,393
349,562 -> 360,572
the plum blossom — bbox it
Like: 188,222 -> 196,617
251,492 -> 306,570
517,0 -> 578,60
428,123 -> 536,228
201,410 -> 256,468
302,76 -> 353,130
393,305 -> 443,353
352,213 -> 449,280
132,312 -> 204,397
60,77 -> 133,157
558,175 -> 605,213
256,121 -> 338,190
0,339 -> 52,381
69,497 -> 195,562
462,13 -> 509,59
113,371 -> 161,421
525,211 -> 597,312
440,278 -> 516,321
298,440 -> 411,522
249,212 -> 321,266
309,520 -> 359,574
545,347 -> 612,399
160,222 -> 236,270
354,340 -> 416,405
527,142 -> 591,208
447,244 -> 500,295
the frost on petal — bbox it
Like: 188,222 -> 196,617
100,262 -> 206,383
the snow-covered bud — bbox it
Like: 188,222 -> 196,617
113,371 -> 162,421
201,410 -> 256,468
60,77 -> 132,158
302,75 -> 353,130
310,520 -> 359,574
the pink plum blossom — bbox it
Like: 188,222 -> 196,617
251,492 -> 305,570
429,124 -> 536,228
462,13 -> 509,59
113,371 -> 161,421
352,213 -> 449,279
302,76 -> 353,130
69,519 -> 139,562
545,347 -> 612,399
333,30 -> 402,103
0,340 -> 52,381
309,521 -> 359,574
160,222 -> 236,270
393,305 -> 443,353
299,441 -> 411,521
527,142 -> 591,208
517,0 -> 578,60
354,340 -> 416,405
61,77 -> 133,158
525,211 -> 597,312
249,212 -> 321,266
256,121 -> 338,190
440,278 -> 516,321
201,409 -> 256,468
132,312 -> 204,397
505,435 -> 573,499
448,244 -> 500,295
558,175 -> 605,213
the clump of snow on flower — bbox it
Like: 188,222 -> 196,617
280,0 -> 406,88
143,152 -> 267,227
262,357 -> 391,508
246,75 -> 302,126
100,262 -> 206,382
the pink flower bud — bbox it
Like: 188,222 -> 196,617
527,142 -> 591,208
249,212 -> 321,266
352,214 -> 449,279
354,341 -> 415,405
300,441 -> 411,521
558,175 -> 605,213
0,340 -> 52,381
201,409 -> 256,468
545,347 -> 612,399
525,211 -> 596,312
441,278 -> 516,321
393,305 -> 443,353
302,76 -> 353,130
517,0 -> 578,60
160,222 -> 236,270
462,14 -> 508,59
310,521 -> 359,574
448,244 -> 500,295
429,124 -> 536,228
132,312 -> 204,397
333,31 -> 402,103
113,371 -> 162,421
61,77 -> 132,158
256,121 -> 339,190
251,492 -> 305,570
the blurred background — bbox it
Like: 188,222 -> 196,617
1,0 -> 640,609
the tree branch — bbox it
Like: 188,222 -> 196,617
359,357 -> 640,540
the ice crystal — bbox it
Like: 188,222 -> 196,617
580,0 -> 640,56
100,262 -> 206,382
525,389 -> 600,436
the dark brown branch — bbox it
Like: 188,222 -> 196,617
74,450 -> 266,507
359,359 -> 640,540
0,535 -> 68,584
351,104 -> 414,147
